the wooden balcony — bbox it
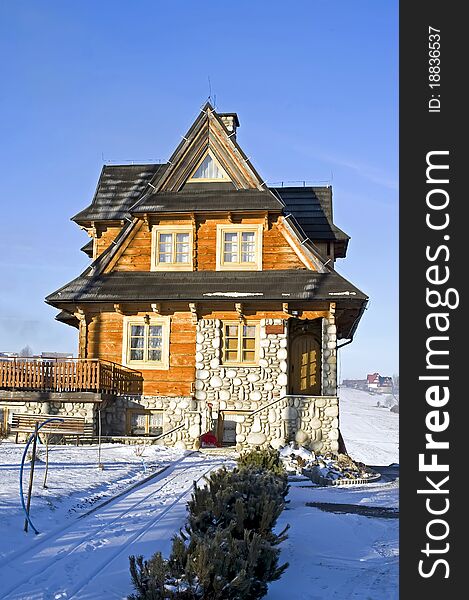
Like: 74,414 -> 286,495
0,358 -> 143,402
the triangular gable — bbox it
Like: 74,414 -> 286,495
153,102 -> 265,192
188,151 -> 230,182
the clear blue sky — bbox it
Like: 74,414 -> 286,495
0,0 -> 398,380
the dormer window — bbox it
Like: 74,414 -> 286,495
187,151 -> 230,182
151,225 -> 193,271
216,224 -> 263,271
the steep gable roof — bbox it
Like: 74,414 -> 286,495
144,102 -> 265,193
72,163 -> 166,225
273,186 -> 350,257
273,187 -> 349,241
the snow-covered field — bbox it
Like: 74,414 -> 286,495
339,387 -> 399,465
0,389 -> 398,599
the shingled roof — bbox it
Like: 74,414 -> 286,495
80,240 -> 93,258
46,270 -> 366,304
130,188 -> 284,213
46,270 -> 367,339
273,187 -> 349,241
72,164 -> 167,224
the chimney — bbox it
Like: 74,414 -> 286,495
217,113 -> 240,140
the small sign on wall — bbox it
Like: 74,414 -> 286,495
265,324 -> 284,335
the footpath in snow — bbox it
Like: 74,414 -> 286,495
0,450 -> 228,600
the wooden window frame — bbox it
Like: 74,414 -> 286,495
222,321 -> 259,366
122,316 -> 170,370
151,225 -> 193,271
126,408 -> 164,436
187,150 -> 231,183
216,224 -> 263,271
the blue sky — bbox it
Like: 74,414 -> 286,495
0,0 -> 398,380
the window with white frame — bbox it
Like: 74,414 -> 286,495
216,224 -> 263,271
126,409 -> 163,436
151,226 -> 193,271
122,316 -> 170,369
222,322 -> 258,365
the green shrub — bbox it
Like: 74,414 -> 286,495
128,463 -> 289,600
185,467 -> 289,544
237,448 -> 285,476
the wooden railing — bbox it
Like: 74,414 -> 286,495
0,358 -> 143,395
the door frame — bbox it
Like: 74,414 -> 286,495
288,318 -> 322,395
216,410 -> 251,446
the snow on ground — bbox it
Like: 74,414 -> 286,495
267,388 -> 399,599
0,390 -> 399,599
339,387 -> 399,466
267,476 -> 399,600
0,452 -> 228,600
0,442 -> 187,563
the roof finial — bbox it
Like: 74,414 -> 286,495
207,76 -> 216,108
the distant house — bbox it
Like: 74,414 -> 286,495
367,373 -> 380,390
0,103 -> 368,450
367,373 -> 393,393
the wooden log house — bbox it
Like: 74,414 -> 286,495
1,104 -> 367,450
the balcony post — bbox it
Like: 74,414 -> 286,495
111,363 -> 115,394
97,360 -> 101,392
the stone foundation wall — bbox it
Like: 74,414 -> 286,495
240,395 -> 339,453
102,395 -> 200,449
7,394 -> 339,454
22,400 -> 95,423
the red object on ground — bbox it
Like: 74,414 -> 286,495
200,432 -> 219,448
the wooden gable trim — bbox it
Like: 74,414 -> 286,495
276,216 -> 325,272
208,112 -> 264,189
103,219 -> 145,274
157,104 -> 264,192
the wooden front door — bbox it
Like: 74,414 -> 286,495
290,335 -> 321,395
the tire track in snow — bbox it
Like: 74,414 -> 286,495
0,454 -> 227,600
1,452 -> 191,571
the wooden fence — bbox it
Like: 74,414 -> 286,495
0,358 -> 142,395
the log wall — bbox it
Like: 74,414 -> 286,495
86,309 -> 196,396
109,216 -> 307,271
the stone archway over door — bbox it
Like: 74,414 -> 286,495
290,334 -> 321,395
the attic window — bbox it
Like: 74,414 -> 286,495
188,152 -> 229,182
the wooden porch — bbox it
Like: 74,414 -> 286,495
0,358 -> 143,400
